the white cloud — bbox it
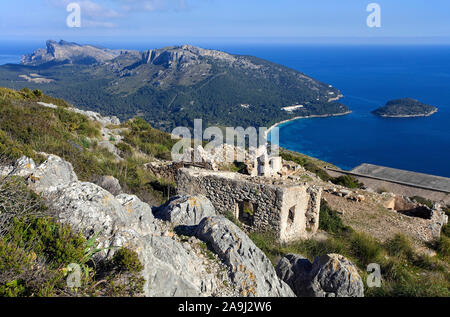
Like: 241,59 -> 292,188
114,0 -> 190,12
83,20 -> 118,28
45,0 -> 192,29
80,1 -> 120,18
47,0 -> 120,18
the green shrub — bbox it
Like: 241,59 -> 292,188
122,118 -> 176,160
410,196 -> 434,209
116,142 -> 133,156
349,232 -> 383,266
330,175 -> 363,189
9,216 -> 87,267
33,89 -> 43,97
280,152 -> 331,181
442,223 -> 450,238
436,235 -> 450,258
443,205 -> 450,218
385,234 -> 414,259
318,199 -> 350,234
113,248 -> 144,273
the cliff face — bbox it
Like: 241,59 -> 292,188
21,40 -> 125,66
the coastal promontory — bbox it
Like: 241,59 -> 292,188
372,98 -> 438,118
0,40 -> 350,131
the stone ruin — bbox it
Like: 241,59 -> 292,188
176,168 -> 322,243
247,146 -> 283,177
383,195 -> 449,239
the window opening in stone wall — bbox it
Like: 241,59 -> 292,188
288,205 -> 296,226
237,200 -> 255,226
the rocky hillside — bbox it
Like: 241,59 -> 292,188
0,40 -> 349,130
0,87 -> 448,297
0,87 -> 365,297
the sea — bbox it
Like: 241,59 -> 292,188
226,44 -> 450,178
1,42 -> 450,177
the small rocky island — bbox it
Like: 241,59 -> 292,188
372,98 -> 438,118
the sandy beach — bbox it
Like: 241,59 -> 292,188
265,110 -> 352,137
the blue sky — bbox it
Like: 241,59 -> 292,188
1,0 -> 450,45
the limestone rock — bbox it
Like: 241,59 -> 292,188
308,254 -> 364,297
48,180 -> 220,297
277,253 -> 364,297
116,193 -> 160,235
95,175 -> 122,195
10,156 -> 36,177
1,154 -> 237,297
28,154 -> 78,195
155,195 -> 216,226
37,101 -> 58,109
97,140 -> 121,159
195,216 -> 296,297
129,235 -> 219,297
0,165 -> 14,177
21,40 -> 123,66
49,181 -> 133,256
275,254 -> 312,296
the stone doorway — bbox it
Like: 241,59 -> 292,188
235,200 -> 256,226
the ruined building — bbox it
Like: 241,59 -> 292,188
176,168 -> 322,242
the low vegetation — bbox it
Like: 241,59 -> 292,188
249,200 -> 450,297
410,196 -> 434,209
280,151 -> 362,188
0,176 -> 144,297
0,87 -> 175,205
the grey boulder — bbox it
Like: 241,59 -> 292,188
9,156 -> 36,177
130,235 -> 219,297
277,253 -> 364,297
156,195 -> 216,226
49,181 -> 135,257
275,254 -> 312,296
28,154 -> 78,195
95,175 -> 122,195
195,216 -> 295,297
116,193 -> 160,235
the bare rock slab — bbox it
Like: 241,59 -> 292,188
196,216 -> 296,297
155,195 -> 216,226
277,253 -> 364,297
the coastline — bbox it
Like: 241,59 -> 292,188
374,108 -> 438,118
265,110 -> 352,137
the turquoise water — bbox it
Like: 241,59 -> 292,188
247,45 -> 450,178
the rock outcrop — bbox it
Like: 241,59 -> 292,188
275,254 -> 312,296
155,195 -> 216,226
95,175 -> 122,196
21,40 -> 124,66
196,216 -> 296,297
276,253 -> 364,297
1,153 -> 368,298
0,154 -> 262,297
28,154 -> 78,195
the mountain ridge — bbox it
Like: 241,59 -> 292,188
0,40 -> 349,131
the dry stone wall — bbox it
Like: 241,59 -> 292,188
177,168 -> 322,242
